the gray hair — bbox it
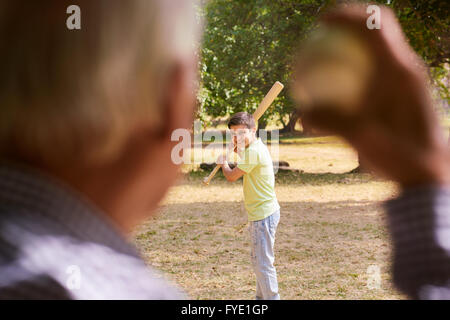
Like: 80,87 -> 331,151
0,0 -> 201,166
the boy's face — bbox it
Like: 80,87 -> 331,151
229,124 -> 256,150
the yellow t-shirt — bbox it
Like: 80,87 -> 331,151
237,138 -> 280,221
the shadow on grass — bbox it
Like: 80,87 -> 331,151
184,169 -> 386,186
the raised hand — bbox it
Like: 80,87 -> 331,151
293,4 -> 450,188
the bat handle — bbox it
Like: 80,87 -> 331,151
202,164 -> 221,185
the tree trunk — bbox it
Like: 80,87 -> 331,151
287,111 -> 300,132
257,118 -> 267,138
280,111 -> 300,133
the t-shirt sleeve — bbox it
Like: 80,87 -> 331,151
237,148 -> 259,173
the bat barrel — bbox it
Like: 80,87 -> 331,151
203,81 -> 284,186
252,81 -> 284,121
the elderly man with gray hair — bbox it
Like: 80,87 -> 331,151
0,0 -> 200,299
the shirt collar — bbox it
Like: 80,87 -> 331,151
0,161 -> 139,257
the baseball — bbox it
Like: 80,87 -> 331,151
292,25 -> 374,114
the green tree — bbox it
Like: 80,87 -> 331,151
199,0 -> 328,131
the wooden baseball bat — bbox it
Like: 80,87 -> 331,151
202,81 -> 284,185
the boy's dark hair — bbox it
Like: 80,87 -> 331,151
228,112 -> 256,129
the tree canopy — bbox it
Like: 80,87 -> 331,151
198,0 -> 449,130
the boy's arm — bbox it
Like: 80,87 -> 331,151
217,155 -> 245,182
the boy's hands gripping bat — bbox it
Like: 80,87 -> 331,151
202,81 -> 284,185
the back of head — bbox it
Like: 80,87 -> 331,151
0,0 -> 200,167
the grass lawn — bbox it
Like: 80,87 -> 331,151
132,135 -> 408,299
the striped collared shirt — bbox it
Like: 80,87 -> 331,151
0,163 -> 185,299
